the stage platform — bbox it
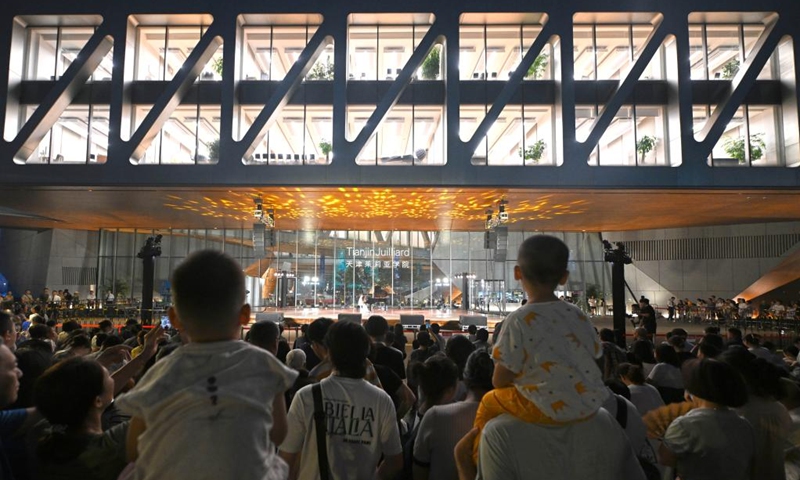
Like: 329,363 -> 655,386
250,306 -> 505,328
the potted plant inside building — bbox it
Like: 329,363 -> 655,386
526,53 -> 549,79
723,133 -> 766,164
721,59 -> 740,79
212,56 -> 224,77
207,138 -> 220,163
421,46 -> 441,80
319,139 -> 332,162
306,57 -> 335,81
636,135 -> 657,164
519,139 -> 546,164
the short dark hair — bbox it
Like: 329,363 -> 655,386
699,333 -> 725,351
101,335 -> 123,349
476,328 -> 489,342
728,327 -> 743,338
364,315 -> 389,338
65,334 -> 91,350
463,350 -> 494,392
744,334 -> 760,345
98,320 -> 113,330
430,323 -> 440,334
416,331 -> 433,348
326,322 -> 370,378
467,325 -> 477,335
517,235 -> 569,288
35,357 -> 106,428
29,324 -> 49,340
605,379 -> 630,400
698,343 -> 721,359
599,328 -> 615,343
683,359 -> 748,408
307,317 -> 334,345
0,311 -> 14,337
247,321 -> 280,351
445,335 -> 476,378
786,346 -> 800,357
616,363 -> 646,384
655,343 -> 681,367
411,355 -> 459,406
61,321 -> 81,333
668,335 -> 685,349
171,250 -> 246,330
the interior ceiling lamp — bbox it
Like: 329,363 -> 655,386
485,198 -> 509,230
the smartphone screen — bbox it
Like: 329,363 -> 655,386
160,315 -> 171,329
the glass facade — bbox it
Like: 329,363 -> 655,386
98,228 -> 611,314
7,12 -> 794,168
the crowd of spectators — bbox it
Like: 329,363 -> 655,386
0,241 -> 799,480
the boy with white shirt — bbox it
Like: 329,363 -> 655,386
117,250 -> 297,480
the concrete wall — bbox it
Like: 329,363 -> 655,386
0,228 -> 99,297
604,221 -> 800,310
0,228 -> 53,294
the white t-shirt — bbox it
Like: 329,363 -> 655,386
116,340 -> 297,480
477,410 -> 646,480
628,383 -> 665,416
492,301 -> 607,422
647,363 -> 684,389
281,375 -> 402,480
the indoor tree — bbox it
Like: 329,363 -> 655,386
636,135 -> 656,163
723,133 -> 766,164
519,139 -> 547,164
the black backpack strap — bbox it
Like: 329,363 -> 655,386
312,383 -> 330,480
614,395 -> 628,429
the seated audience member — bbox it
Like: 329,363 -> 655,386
365,315 -> 406,380
445,335 -> 476,402
283,349 -> 316,408
617,363 -> 665,416
307,317 -> 382,387
744,334 -> 774,362
668,334 -> 695,367
115,250 -> 298,480
648,344 -> 684,404
598,328 -> 628,381
57,320 -> 81,346
406,331 -> 436,396
696,342 -> 721,360
467,324 -> 478,342
13,323 -> 55,409
659,359 -> 755,480
279,322 -> 403,480
53,334 -> 92,362
0,311 -> 16,352
414,350 -> 494,480
472,328 -> 490,352
92,320 -> 116,350
726,327 -> 745,348
0,342 -> 28,480
429,323 -> 446,353
628,330 -> 657,376
276,325 -> 291,363
246,320 -> 281,356
391,323 -> 407,359
33,357 -> 129,480
721,349 -> 792,480
294,324 -> 321,371
784,346 -> 800,379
